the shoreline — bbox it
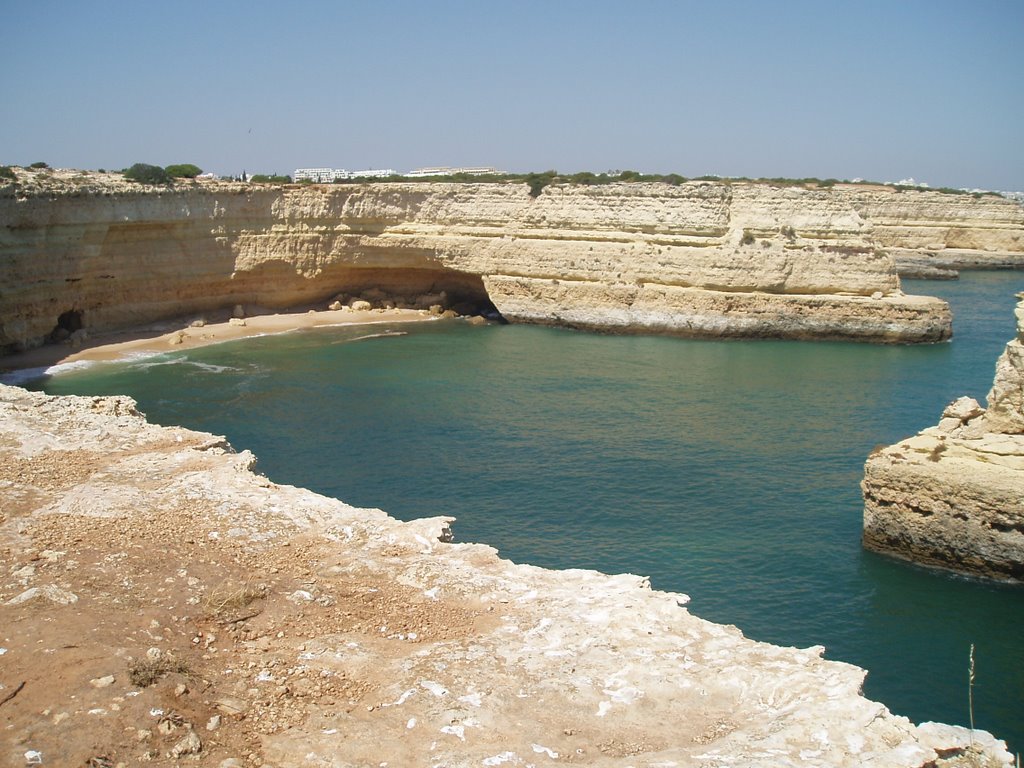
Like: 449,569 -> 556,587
0,306 -> 440,377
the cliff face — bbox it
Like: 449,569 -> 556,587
0,381 -> 1013,766
842,187 -> 1024,275
862,294 -> 1024,581
5,174 -> 1021,354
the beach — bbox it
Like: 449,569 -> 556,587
0,306 -> 439,375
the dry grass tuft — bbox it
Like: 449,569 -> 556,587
202,578 -> 267,619
127,656 -> 190,688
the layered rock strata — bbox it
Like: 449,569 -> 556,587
4,171 -> 1000,355
841,187 -> 1024,277
0,381 -> 1013,766
862,294 -> 1024,580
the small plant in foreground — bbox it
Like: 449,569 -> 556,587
128,655 -> 189,687
202,578 -> 266,618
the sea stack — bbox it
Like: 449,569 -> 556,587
862,292 -> 1024,581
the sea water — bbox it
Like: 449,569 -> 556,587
21,271 -> 1024,753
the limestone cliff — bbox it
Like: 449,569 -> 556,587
2,170 -> 989,355
840,186 -> 1024,276
0,381 -> 1013,766
862,293 -> 1024,581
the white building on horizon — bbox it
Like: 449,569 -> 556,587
294,167 -> 397,182
406,166 -> 502,177
294,168 -> 346,183
348,168 -> 396,178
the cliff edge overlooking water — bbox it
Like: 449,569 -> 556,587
862,293 -> 1024,581
7,170 -> 1015,354
0,381 -> 1014,766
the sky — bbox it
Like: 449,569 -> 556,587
2,0 -> 1022,190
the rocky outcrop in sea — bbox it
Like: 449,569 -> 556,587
862,293 -> 1024,581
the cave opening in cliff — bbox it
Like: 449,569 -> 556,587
329,267 -> 505,322
48,309 -> 84,342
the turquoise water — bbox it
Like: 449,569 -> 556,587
21,272 -> 1024,753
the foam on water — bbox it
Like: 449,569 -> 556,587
0,359 -> 97,386
128,357 -> 244,374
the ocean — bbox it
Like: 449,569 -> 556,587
22,270 -> 1024,753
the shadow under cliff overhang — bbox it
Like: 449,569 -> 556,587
228,262 -> 505,321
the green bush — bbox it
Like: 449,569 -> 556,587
740,230 -> 756,246
29,161 -> 49,169
124,163 -> 172,185
0,166 -> 16,181
164,163 -> 202,179
525,170 -> 557,198
250,173 -> 292,183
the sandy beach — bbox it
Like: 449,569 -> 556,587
0,306 -> 440,376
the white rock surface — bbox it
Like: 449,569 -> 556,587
0,380 -> 1012,766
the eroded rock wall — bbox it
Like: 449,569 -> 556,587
842,187 -> 1024,275
6,175 -> 1020,353
862,293 -> 1024,581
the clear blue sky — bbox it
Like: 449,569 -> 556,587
2,0 -> 1022,189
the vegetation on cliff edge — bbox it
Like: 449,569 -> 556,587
123,163 -> 172,185
250,173 -> 292,183
329,169 -> 1001,199
164,163 -> 203,179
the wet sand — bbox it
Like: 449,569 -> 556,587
0,307 -> 437,375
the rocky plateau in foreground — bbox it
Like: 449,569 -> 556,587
0,381 -> 1015,767
3,167 -> 1023,355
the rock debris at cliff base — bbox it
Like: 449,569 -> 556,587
0,382 -> 1014,767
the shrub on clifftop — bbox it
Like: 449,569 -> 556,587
164,163 -> 203,179
124,163 -> 172,185
250,173 -> 292,183
526,170 -> 557,198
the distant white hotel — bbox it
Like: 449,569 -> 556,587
294,166 -> 501,182
293,168 -> 341,183
294,167 -> 397,183
406,166 -> 502,177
